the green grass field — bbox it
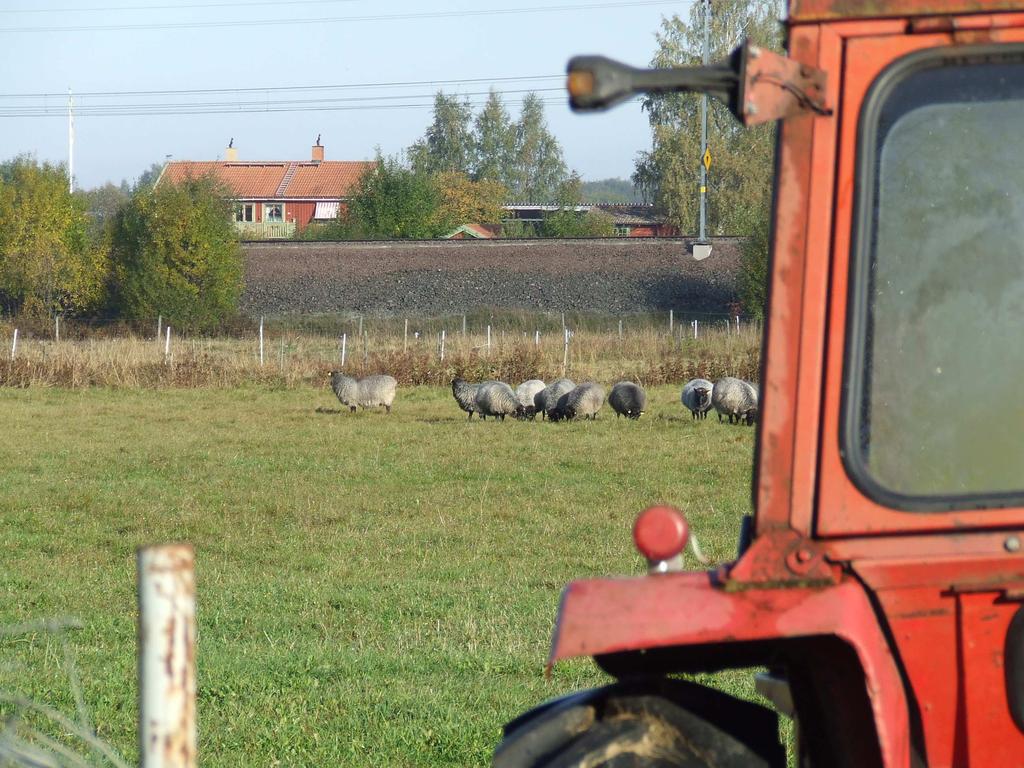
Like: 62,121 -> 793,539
0,385 -> 757,767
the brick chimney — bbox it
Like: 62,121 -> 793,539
312,134 -> 324,162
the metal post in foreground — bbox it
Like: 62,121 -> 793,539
138,544 -> 196,768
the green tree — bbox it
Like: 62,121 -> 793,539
541,175 -> 615,237
473,90 -> 516,186
0,156 -> 108,317
135,162 -> 165,191
76,180 -> 131,245
633,0 -> 783,234
110,174 -> 242,332
507,93 -> 568,201
409,92 -> 475,176
736,200 -> 771,318
344,153 -> 453,239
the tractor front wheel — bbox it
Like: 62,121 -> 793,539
494,678 -> 784,767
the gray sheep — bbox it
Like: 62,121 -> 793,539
451,377 -> 481,420
475,381 -> 525,422
550,382 -> 605,422
515,379 -> 547,420
681,378 -> 714,420
537,378 -> 576,421
329,372 -> 398,413
711,376 -> 758,425
608,381 -> 646,419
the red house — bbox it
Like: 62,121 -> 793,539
157,142 -> 375,239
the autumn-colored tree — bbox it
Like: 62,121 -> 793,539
110,174 -> 242,332
432,171 -> 507,228
0,156 -> 109,317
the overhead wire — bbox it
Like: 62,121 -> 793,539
0,74 -> 565,100
0,0 -> 684,33
1,0 -> 363,13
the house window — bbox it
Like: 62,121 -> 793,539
614,226 -> 631,237
235,204 -> 254,222
264,203 -> 284,223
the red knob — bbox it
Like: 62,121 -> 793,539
633,505 -> 689,562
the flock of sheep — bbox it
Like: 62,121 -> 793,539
452,376 -> 758,424
327,370 -> 759,425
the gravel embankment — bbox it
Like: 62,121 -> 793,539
242,238 -> 743,316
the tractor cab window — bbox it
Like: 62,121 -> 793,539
846,48 -> 1024,510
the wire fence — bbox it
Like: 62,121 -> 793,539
0,309 -> 762,389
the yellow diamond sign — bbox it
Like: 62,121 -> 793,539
702,147 -> 712,171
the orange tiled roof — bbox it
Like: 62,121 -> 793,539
159,160 -> 375,200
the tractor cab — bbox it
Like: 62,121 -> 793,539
496,3 -> 1024,766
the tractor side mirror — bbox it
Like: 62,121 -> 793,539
566,40 -> 830,126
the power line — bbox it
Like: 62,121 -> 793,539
1,0 -> 362,13
0,0 -> 683,33
0,74 -> 564,100
0,94 -> 643,118
0,88 -> 565,116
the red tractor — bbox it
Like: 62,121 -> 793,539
495,2 -> 1024,766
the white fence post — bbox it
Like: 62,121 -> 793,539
440,329 -> 446,362
462,315 -> 466,336
55,316 -> 60,343
10,328 -> 18,361
259,317 -> 264,366
669,309 -> 674,334
340,333 -> 347,367
157,315 -> 162,343
138,544 -> 197,768
692,319 -> 698,340
562,327 -> 569,376
736,315 -> 740,333
486,325 -> 491,354
404,319 -> 408,352
164,326 -> 171,363
618,319 -> 622,339
535,330 -> 540,346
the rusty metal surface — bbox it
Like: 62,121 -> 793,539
547,573 -> 910,767
739,44 -> 830,125
790,0 -> 1024,22
138,544 -> 197,768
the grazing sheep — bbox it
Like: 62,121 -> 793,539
712,377 -> 758,425
550,382 -> 605,421
475,381 -> 524,422
539,378 -> 576,420
608,381 -> 646,419
451,377 -> 481,420
681,378 -> 714,420
329,372 -> 398,413
515,379 -> 547,420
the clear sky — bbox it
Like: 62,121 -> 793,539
0,0 -> 696,191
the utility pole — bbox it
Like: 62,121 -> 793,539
67,88 -> 74,194
691,0 -> 714,261
699,0 -> 710,242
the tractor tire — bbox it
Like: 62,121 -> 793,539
494,678 -> 784,768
